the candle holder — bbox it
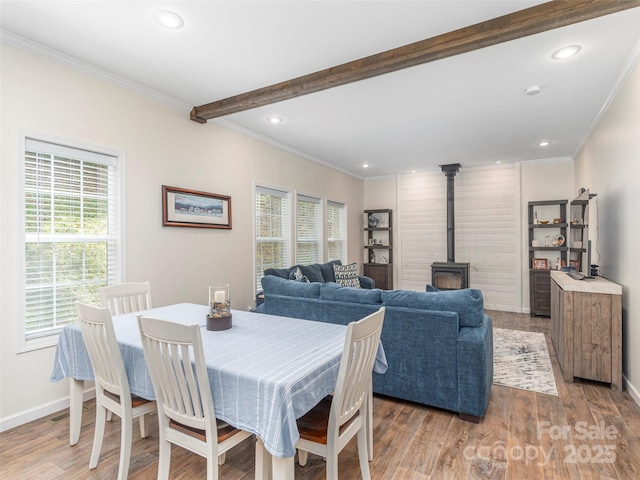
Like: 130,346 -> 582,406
207,284 -> 232,331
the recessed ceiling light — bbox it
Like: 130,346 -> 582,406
525,85 -> 542,96
267,116 -> 283,124
551,45 -> 582,60
154,10 -> 184,29
362,163 -> 370,168
538,140 -> 551,147
496,160 -> 502,164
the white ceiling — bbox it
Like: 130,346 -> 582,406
2,1 -> 640,178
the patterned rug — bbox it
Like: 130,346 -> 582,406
493,328 -> 558,396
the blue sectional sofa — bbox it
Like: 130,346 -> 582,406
262,260 -> 375,288
255,276 -> 493,421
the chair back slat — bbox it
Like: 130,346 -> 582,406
75,302 -> 129,399
332,307 -> 384,429
138,316 -> 214,433
100,282 -> 152,315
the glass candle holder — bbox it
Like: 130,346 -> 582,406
209,284 -> 231,318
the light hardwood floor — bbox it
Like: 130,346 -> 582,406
1,310 -> 639,479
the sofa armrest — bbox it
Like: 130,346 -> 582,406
358,275 -> 375,289
456,314 -> 493,418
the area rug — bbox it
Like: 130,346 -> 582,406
493,328 -> 558,396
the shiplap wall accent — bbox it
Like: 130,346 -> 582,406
397,164 -> 521,311
397,170 -> 447,291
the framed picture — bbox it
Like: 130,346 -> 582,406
532,258 -> 548,270
570,258 -> 580,270
162,185 -> 232,229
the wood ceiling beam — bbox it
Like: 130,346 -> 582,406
191,0 -> 640,123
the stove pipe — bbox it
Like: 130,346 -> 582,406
440,163 -> 461,263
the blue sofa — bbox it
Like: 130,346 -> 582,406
262,260 -> 375,289
255,276 -> 493,421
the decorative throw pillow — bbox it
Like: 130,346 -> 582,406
333,263 -> 361,288
288,266 -> 309,283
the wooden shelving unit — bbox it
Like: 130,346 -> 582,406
364,209 -> 393,290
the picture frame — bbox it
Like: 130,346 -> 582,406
532,258 -> 548,270
162,185 -> 232,229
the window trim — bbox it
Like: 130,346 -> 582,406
16,130 -> 126,353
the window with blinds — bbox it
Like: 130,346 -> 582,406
23,138 -> 120,341
296,194 -> 322,265
255,186 -> 291,291
327,201 -> 347,263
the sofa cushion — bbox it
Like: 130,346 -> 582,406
298,264 -> 324,283
333,263 -> 361,288
320,282 -> 382,304
381,288 -> 484,327
261,275 -> 321,298
288,267 -> 310,282
319,259 -> 342,282
264,267 -> 294,279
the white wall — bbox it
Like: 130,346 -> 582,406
573,61 -> 640,400
0,44 -> 364,428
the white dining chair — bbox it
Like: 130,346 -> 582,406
99,281 -> 152,423
100,281 -> 152,316
137,315 -> 253,480
295,307 -> 385,480
75,301 -> 156,480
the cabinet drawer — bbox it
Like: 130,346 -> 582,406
364,264 -> 392,290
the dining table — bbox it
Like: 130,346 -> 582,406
51,303 -> 387,479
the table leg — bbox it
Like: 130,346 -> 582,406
69,378 -> 84,446
254,438 -> 272,480
271,455 -> 294,480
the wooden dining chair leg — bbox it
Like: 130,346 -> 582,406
157,436 -> 171,480
366,380 -> 374,461
298,449 -> 309,466
139,414 -> 150,438
218,452 -> 226,465
357,425 -> 372,480
117,412 -> 134,480
89,402 -> 107,469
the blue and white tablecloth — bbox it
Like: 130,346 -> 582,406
51,303 -> 387,458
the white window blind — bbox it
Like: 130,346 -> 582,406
23,138 -> 120,340
296,194 -> 322,265
327,201 -> 347,263
255,186 -> 290,291
398,165 -> 520,311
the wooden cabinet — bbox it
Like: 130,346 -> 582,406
528,200 -> 568,316
529,269 -> 551,316
550,271 -> 622,390
364,209 -> 393,290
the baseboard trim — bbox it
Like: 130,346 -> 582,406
624,374 -> 640,408
0,388 -> 95,433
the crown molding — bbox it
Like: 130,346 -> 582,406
1,29 -> 191,112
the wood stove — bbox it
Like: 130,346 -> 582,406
431,163 -> 471,290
